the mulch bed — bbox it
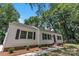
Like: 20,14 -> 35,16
0,47 -> 41,56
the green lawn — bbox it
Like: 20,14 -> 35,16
39,43 -> 79,56
64,44 -> 79,48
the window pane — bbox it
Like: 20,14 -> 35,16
42,33 -> 50,40
57,36 -> 61,40
48,34 -> 49,39
44,34 -> 47,39
42,33 -> 45,40
15,29 -> 20,39
48,34 -> 51,40
28,32 -> 33,39
20,31 -> 27,39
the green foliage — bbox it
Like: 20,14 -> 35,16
24,16 -> 40,27
25,46 -> 30,50
51,49 -> 62,53
24,3 -> 79,43
0,4 -> 20,44
8,48 -> 14,54
67,45 -> 76,49
40,53 -> 49,56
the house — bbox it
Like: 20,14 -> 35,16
2,22 -> 63,51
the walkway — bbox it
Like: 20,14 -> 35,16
18,47 -> 63,56
0,45 -> 3,52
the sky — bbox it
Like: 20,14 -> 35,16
13,3 -> 37,23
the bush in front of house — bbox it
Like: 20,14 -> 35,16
25,46 -> 30,50
8,48 -> 14,54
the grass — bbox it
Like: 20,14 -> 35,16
64,44 -> 79,48
39,43 -> 79,56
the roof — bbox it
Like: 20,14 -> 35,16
9,22 -> 38,30
10,22 -> 61,34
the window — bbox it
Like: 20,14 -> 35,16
42,33 -> 45,40
15,29 -> 20,39
57,36 -> 61,40
42,33 -> 46,40
28,32 -> 33,39
42,33 -> 51,40
53,35 -> 56,42
33,32 -> 36,40
20,31 -> 27,39
48,34 -> 51,40
42,33 -> 44,40
44,34 -> 47,40
53,35 -> 55,40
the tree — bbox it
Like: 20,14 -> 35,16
0,3 -> 20,44
24,3 -> 79,43
24,16 -> 42,27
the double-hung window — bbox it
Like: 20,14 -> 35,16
48,34 -> 51,40
20,31 -> 27,39
57,36 -> 61,40
28,32 -> 33,39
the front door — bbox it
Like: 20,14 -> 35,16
53,35 -> 56,43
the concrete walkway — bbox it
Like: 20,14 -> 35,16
0,45 -> 3,52
19,52 -> 38,56
18,50 -> 42,56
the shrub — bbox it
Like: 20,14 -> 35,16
52,49 -> 62,53
67,45 -> 76,49
26,46 -> 30,50
38,45 -> 41,48
8,48 -> 14,54
41,53 -> 49,56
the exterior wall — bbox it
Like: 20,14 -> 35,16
3,22 -> 63,50
55,33 -> 63,44
39,30 -> 54,45
3,23 -> 39,48
39,30 -> 63,45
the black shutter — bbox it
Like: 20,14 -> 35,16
33,32 -> 36,40
15,29 -> 20,39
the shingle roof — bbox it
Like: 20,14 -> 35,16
10,22 -> 38,30
10,22 -> 61,34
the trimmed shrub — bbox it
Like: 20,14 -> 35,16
26,46 -> 30,50
8,48 -> 14,54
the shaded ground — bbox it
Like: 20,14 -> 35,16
1,44 -> 79,56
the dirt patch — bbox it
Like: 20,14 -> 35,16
0,47 -> 41,56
